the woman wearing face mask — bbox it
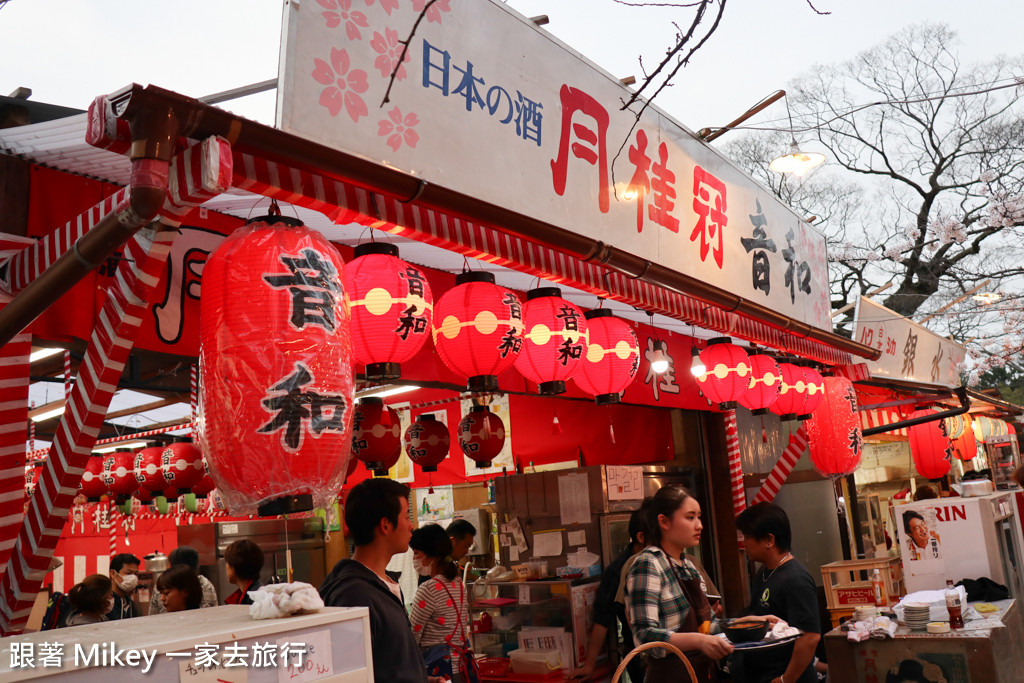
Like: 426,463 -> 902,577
409,524 -> 475,683
65,574 -> 114,627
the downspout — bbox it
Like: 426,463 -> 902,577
0,103 -> 178,347
861,387 -> 971,437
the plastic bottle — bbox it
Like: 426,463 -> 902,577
945,579 -> 964,629
872,568 -> 886,607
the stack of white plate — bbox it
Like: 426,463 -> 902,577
903,602 -> 931,630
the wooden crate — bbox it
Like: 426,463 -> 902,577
820,556 -> 904,610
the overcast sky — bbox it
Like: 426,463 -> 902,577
3,0 -> 1022,136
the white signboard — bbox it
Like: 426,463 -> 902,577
278,0 -> 831,330
852,297 -> 965,387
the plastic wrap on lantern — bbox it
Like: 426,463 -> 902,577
344,243 -> 433,380
696,338 -> 750,410
768,363 -> 806,420
805,377 -> 863,477
797,367 -> 825,420
101,451 -> 140,502
738,355 -> 781,415
432,272 -> 523,392
134,446 -> 167,498
458,405 -> 505,468
574,309 -> 640,404
908,409 -> 953,479
514,288 -> 588,395
352,397 -> 402,476
198,215 -> 355,516
951,414 -> 978,461
404,414 -> 451,473
80,456 -> 108,502
160,442 -> 205,494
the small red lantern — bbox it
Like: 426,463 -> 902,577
458,406 -> 505,468
161,442 -> 205,493
797,367 -> 826,419
768,363 -> 806,419
190,461 -> 216,498
344,243 -> 433,380
573,310 -> 640,405
199,213 -> 355,516
352,397 -> 402,476
908,409 -> 953,479
134,446 -> 167,498
805,377 -> 863,477
24,463 -> 41,496
102,451 -> 139,501
738,355 -> 781,414
695,338 -> 751,410
80,456 -> 108,501
432,272 -> 523,392
950,415 -> 978,461
404,414 -> 451,473
514,288 -> 588,395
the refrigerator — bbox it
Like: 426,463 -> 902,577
895,492 -> 1024,597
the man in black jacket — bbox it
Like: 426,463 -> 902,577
320,478 -> 441,683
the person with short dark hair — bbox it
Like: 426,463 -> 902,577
150,546 -> 218,614
446,519 -> 477,562
320,478 -> 438,683
106,553 -> 140,620
157,565 -> 203,612
902,510 -> 940,560
224,539 -> 264,605
66,574 -> 114,627
734,502 -> 820,683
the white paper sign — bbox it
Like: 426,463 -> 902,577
558,472 -> 591,525
508,517 -> 528,553
567,530 -> 587,547
532,530 -> 564,557
606,466 -> 644,500
178,660 -> 248,683
277,630 -> 334,683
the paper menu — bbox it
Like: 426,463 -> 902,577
532,530 -> 563,557
567,529 -> 586,547
558,472 -> 591,525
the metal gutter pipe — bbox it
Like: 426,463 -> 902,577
862,387 -> 971,437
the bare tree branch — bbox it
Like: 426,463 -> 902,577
381,0 -> 439,107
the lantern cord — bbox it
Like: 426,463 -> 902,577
245,195 -> 271,221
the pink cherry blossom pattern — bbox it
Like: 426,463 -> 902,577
365,0 -> 399,14
317,0 -> 369,40
312,48 -> 370,123
410,0 -> 452,24
370,27 -> 411,81
377,106 -> 420,151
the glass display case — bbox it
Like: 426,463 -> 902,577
986,434 -> 1020,490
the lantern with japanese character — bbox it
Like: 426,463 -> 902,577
80,456 -> 108,501
574,309 -> 640,404
695,338 -> 751,410
432,272 -> 523,392
768,363 -> 806,419
24,463 -> 41,496
458,405 -> 505,468
344,243 -> 433,380
738,355 -> 781,415
352,397 -> 402,476
908,409 -> 953,479
405,414 -> 451,473
101,451 -> 139,502
198,213 -> 355,516
973,416 -> 1009,443
514,288 -> 588,395
950,414 -> 978,461
134,446 -> 167,498
805,377 -> 863,477
797,367 -> 826,419
160,442 -> 205,493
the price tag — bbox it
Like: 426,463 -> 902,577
276,630 -> 334,683
178,660 -> 248,683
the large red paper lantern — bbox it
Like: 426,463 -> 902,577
950,415 -> 978,461
695,338 -> 751,410
80,456 -> 108,501
908,409 -> 953,479
805,377 -> 863,477
798,367 -> 826,419
344,243 -> 433,380
352,397 -> 402,476
432,272 -> 523,391
102,451 -> 140,501
161,442 -> 205,493
574,309 -> 640,405
404,414 -> 451,473
134,446 -> 167,497
458,406 -> 505,468
514,288 -> 588,395
738,354 -> 781,414
768,363 -> 807,419
198,214 -> 355,516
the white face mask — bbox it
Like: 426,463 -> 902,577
118,574 -> 139,592
105,598 -> 115,613
413,558 -> 433,577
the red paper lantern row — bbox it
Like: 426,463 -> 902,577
458,405 -> 505,468
102,451 -> 139,501
190,463 -> 216,498
798,367 -> 826,419
805,377 -> 863,477
908,409 -> 953,479
199,214 -> 355,517
950,415 -> 978,461
768,363 -> 807,419
161,442 -> 205,493
432,272 -> 524,391
134,446 -> 167,497
80,456 -> 107,501
738,355 -> 781,414
24,463 -> 41,495
343,243 -> 434,380
405,414 -> 451,473
515,288 -> 589,395
352,397 -> 402,476
695,338 -> 751,410
574,309 -> 640,405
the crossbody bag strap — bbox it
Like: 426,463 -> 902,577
437,578 -> 468,643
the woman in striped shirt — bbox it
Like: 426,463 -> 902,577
410,524 -> 473,683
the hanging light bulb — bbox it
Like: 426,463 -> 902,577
650,341 -> 669,374
769,95 -> 825,176
689,347 -> 706,376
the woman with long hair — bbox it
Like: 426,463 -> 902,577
157,565 -> 203,612
409,523 -> 475,683
626,485 -> 734,683
65,574 -> 114,627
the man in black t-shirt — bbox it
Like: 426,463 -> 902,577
734,503 -> 821,683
